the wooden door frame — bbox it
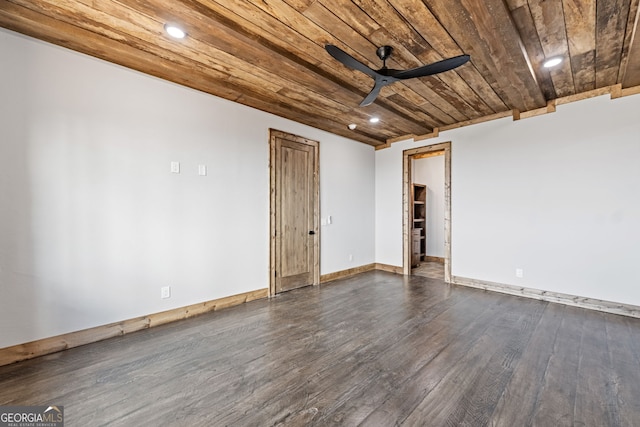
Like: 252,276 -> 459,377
269,129 -> 320,297
403,142 -> 452,282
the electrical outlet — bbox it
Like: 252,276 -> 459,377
161,286 -> 171,299
515,268 -> 524,278
349,254 -> 353,262
170,161 -> 180,174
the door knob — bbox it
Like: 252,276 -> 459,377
309,230 -> 316,235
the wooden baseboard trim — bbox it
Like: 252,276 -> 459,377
424,256 -> 445,264
320,263 -> 404,284
374,263 -> 404,274
0,288 -> 268,367
451,276 -> 640,318
321,263 -> 376,283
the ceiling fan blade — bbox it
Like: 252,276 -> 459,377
360,82 -> 383,107
326,45 -> 378,79
393,54 -> 470,79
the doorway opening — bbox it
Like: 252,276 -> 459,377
403,142 -> 451,282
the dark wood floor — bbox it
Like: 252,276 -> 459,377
2,271 -> 640,426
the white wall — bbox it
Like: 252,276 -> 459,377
413,156 -> 445,257
320,142 -> 375,271
375,144 -> 404,265
376,93 -> 640,306
0,29 -> 375,348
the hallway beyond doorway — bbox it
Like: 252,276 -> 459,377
412,261 -> 444,280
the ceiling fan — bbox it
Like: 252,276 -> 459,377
326,45 -> 470,107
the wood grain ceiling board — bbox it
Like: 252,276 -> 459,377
308,2 -> 455,126
528,0 -> 577,97
422,0 -> 547,112
371,0 -> 502,116
203,0 -> 432,135
506,1 -> 557,100
596,0 -> 632,87
563,0 -> 597,93
389,0 -> 508,114
1,0 -> 638,147
620,0 -> 640,86
357,4 -> 496,119
623,31 -> 640,86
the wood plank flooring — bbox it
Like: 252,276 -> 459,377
2,271 -> 640,426
412,261 -> 445,280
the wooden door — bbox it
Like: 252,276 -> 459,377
270,130 -> 319,294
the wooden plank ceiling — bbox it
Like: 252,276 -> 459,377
1,0 -> 638,147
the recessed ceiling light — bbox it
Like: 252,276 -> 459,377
348,123 -> 357,130
543,57 -> 562,68
369,117 -> 380,123
164,24 -> 186,39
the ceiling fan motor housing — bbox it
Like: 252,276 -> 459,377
376,46 -> 393,61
